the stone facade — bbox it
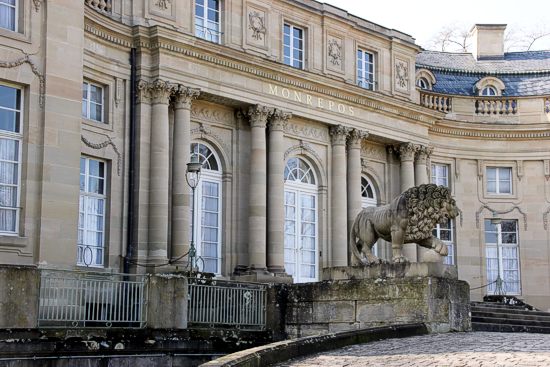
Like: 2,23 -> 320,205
0,1 -> 549,310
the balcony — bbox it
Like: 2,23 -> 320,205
420,91 -> 452,113
475,97 -> 518,115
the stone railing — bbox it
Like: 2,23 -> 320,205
475,97 -> 518,115
85,0 -> 112,12
420,91 -> 452,113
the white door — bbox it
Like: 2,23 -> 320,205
190,143 -> 222,274
284,158 -> 318,283
360,176 -> 379,256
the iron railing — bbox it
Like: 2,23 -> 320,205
187,278 -> 267,330
38,269 -> 147,328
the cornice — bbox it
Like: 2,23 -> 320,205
430,122 -> 550,140
83,18 -> 440,127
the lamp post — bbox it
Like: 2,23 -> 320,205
490,211 -> 505,296
186,155 -> 202,273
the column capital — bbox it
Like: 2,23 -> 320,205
269,109 -> 292,132
398,142 -> 417,162
137,79 -> 175,105
347,129 -> 368,149
415,145 -> 433,163
247,104 -> 273,128
329,124 -> 351,146
173,85 -> 200,109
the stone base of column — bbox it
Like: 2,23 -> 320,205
232,264 -> 249,276
232,269 -> 293,284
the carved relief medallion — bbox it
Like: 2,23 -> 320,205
155,0 -> 170,10
328,39 -> 341,66
248,11 -> 266,41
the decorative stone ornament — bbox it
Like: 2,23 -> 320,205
155,0 -> 170,10
248,11 -> 266,41
329,124 -> 351,145
327,39 -> 342,66
395,59 -> 409,91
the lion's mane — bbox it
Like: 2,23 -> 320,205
403,184 -> 456,241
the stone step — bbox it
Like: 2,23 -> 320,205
472,322 -> 550,334
471,302 -> 532,311
471,306 -> 550,317
472,311 -> 550,323
471,315 -> 550,328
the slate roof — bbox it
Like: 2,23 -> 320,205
416,51 -> 550,96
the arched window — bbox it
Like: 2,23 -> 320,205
481,86 -> 497,96
190,142 -> 222,274
416,77 -> 430,90
361,176 -> 377,208
284,157 -> 318,283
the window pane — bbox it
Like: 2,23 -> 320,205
0,109 -> 18,133
499,168 -> 511,180
0,85 -> 19,110
195,3 -> 204,17
0,208 -> 16,232
90,85 -> 102,104
486,168 -> 496,180
487,181 -> 496,193
0,4 -> 15,31
499,180 -> 511,194
501,221 -> 517,232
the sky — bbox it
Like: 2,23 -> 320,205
320,0 -> 550,51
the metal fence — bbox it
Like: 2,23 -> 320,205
187,278 -> 267,330
38,269 -> 148,328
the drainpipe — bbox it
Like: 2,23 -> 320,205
124,48 -> 137,274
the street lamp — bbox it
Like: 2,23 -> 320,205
490,211 -> 505,296
186,155 -> 202,273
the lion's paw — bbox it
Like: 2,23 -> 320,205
434,242 -> 448,256
392,256 -> 409,264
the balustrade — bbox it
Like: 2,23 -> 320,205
85,0 -> 112,12
420,91 -> 452,113
475,98 -> 518,115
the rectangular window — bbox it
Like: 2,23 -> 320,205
433,220 -> 454,265
78,157 -> 107,267
0,0 -> 17,32
0,84 -> 21,235
283,24 -> 304,69
195,0 -> 221,43
431,163 -> 449,187
486,167 -> 512,194
485,219 -> 520,295
357,49 -> 375,90
82,81 -> 104,123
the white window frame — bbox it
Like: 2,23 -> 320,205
481,86 -> 498,96
433,220 -> 455,265
284,157 -> 318,283
82,81 -> 104,123
361,176 -> 377,208
0,0 -> 17,32
485,219 -> 521,295
357,49 -> 376,90
486,167 -> 512,195
0,84 -> 22,236
431,163 -> 449,188
78,157 -> 107,268
190,142 -> 222,275
195,0 -> 221,43
283,23 -> 304,69
417,77 -> 430,90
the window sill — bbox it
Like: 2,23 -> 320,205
82,118 -> 113,133
0,27 -> 31,43
0,235 -> 29,247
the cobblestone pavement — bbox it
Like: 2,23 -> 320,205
277,332 -> 550,367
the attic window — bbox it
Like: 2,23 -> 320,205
481,86 -> 498,96
475,77 -> 505,97
417,78 -> 430,90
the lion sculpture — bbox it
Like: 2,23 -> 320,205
349,183 -> 459,265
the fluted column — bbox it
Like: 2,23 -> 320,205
399,142 -> 417,262
267,109 -> 292,274
247,105 -> 273,272
347,129 -> 368,235
171,85 -> 200,263
399,143 -> 417,193
330,125 -> 350,267
415,145 -> 432,186
148,80 -> 174,263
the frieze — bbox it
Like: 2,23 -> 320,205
191,105 -> 233,125
361,143 -> 386,161
0,53 -> 45,107
284,122 -> 328,142
84,22 -> 437,125
431,126 -> 550,140
81,135 -> 122,176
284,141 -> 322,165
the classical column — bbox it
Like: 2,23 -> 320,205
267,109 -> 292,274
247,105 -> 273,272
399,143 -> 417,193
347,129 -> 368,235
147,80 -> 174,263
330,125 -> 350,267
399,142 -> 417,262
415,145 -> 432,186
171,85 -> 200,264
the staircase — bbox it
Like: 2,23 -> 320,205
472,296 -> 550,333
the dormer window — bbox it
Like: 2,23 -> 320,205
481,86 -> 498,96
415,69 -> 436,91
417,78 -> 430,90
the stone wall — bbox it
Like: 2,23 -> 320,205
278,265 -> 470,338
0,266 -> 39,329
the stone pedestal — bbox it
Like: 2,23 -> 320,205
279,264 -> 470,338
